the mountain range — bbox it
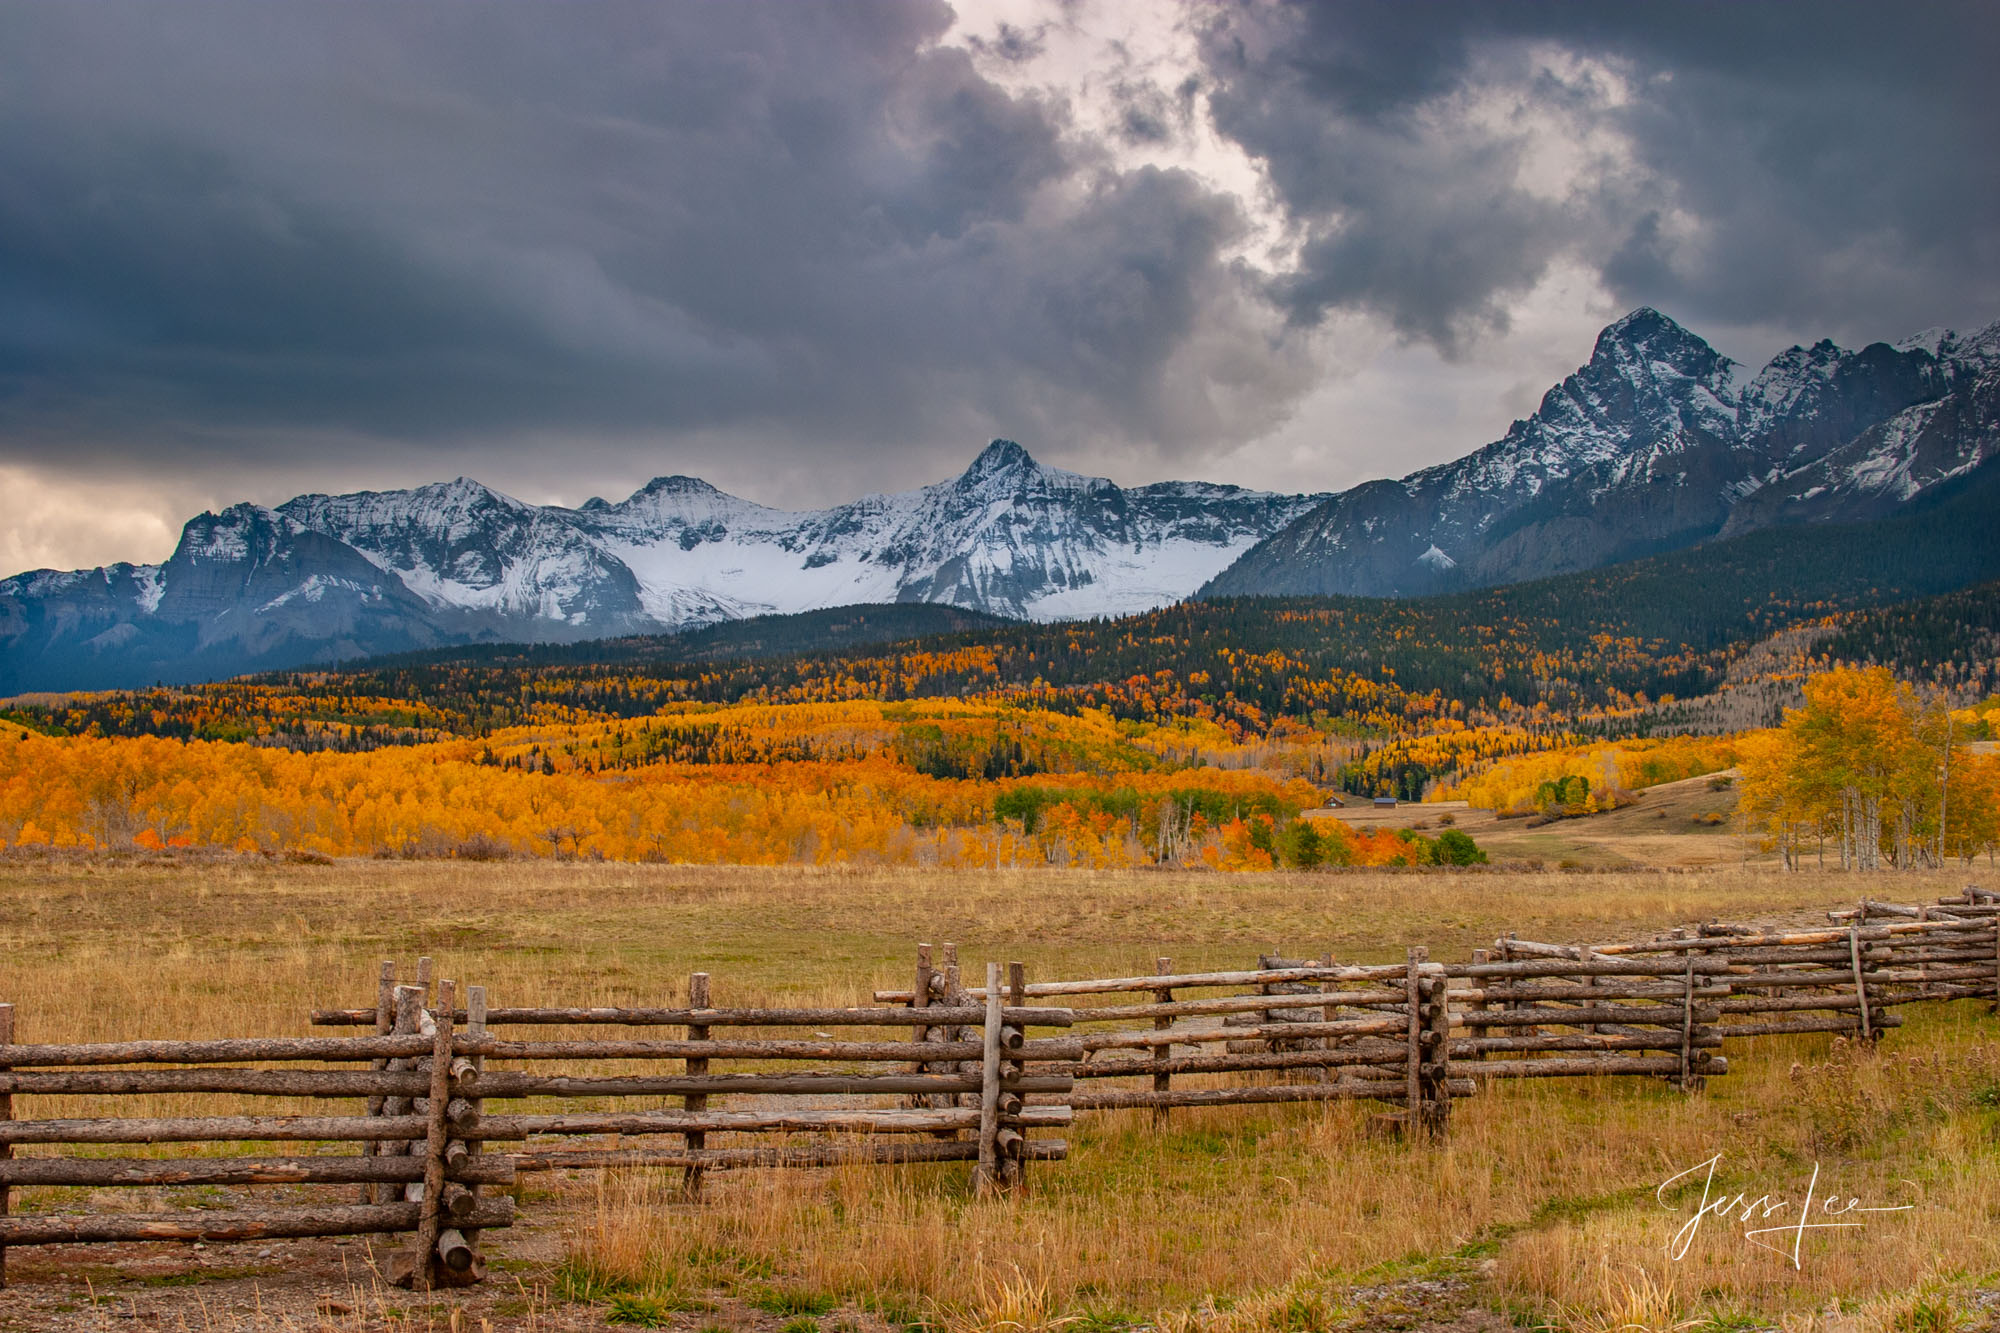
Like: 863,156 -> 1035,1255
1204,308 -> 2000,598
3,307 -> 1996,693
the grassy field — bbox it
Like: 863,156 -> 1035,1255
3,853 -> 1998,1332
1318,771 -> 1753,870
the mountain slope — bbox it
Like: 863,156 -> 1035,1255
0,443 -> 1319,692
30,457 -> 2000,757
1205,309 -> 1997,599
341,454 -> 2000,714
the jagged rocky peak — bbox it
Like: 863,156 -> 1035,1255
632,474 -> 727,499
952,438 -> 1050,493
1203,304 -> 1999,602
965,438 -> 1035,475
1567,306 -> 1742,422
171,503 -> 297,565
1591,306 -> 1723,366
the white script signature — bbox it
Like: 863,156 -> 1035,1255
1656,1154 -> 1915,1269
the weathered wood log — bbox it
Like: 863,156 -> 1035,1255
1488,938 -> 1578,959
0,1198 -> 513,1246
1696,945 -> 1993,967
1466,1056 -> 1729,1079
0,1114 -> 431,1145
1451,1032 -> 1721,1055
459,984 -> 489,1252
467,1036 -> 1084,1063
362,959 -> 397,1203
1149,956 -> 1174,1128
315,1005 -> 1074,1029
410,979 -> 455,1292
1592,922 -> 1989,953
1003,961 -> 1030,1189
0,1155 -> 515,1188
1720,965 -> 1992,987
1453,982 -> 1732,1003
440,1183 -> 478,1219
1451,958 -> 1734,979
1062,989 -> 1411,1023
0,1034 -> 444,1069
975,963 -> 1003,1194
1676,952 -> 1699,1091
683,970 -> 711,1200
1832,900 -> 1929,920
1716,1014 -> 1903,1038
1715,993 -> 1878,1013
1073,1046 -> 1408,1080
1418,962 -> 1453,1137
1404,951 -> 1423,1118
473,1105 -> 1071,1138
875,962 -> 1409,1003
462,1071 -> 1072,1099
1069,1078 -> 1477,1111
0,1069 -> 439,1097
511,1139 -> 1071,1171
1080,1016 -> 1413,1052
1457,1004 -> 1719,1028
436,1226 -> 475,1273
378,984 -> 424,1157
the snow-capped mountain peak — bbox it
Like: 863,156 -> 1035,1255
1205,306 -> 2000,601
0,442 -> 1326,690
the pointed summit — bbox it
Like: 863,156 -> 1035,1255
962,439 -> 1036,481
1591,306 -> 1708,361
633,475 -> 724,500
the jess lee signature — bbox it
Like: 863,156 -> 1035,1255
1657,1154 -> 1916,1269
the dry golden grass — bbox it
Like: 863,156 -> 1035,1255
4,851 -> 1998,1331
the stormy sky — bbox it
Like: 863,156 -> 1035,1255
3,0 -> 1996,576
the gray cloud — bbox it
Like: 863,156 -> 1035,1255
1199,1 -> 2000,352
0,0 -> 1296,505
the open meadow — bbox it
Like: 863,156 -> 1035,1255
4,854 -> 1998,1333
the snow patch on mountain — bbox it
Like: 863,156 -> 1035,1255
132,565 -> 165,613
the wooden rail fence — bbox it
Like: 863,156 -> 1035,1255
2,893 -> 1994,1289
0,953 -> 1078,1290
0,977 -> 515,1293
874,890 -> 2000,1133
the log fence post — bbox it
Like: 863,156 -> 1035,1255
1848,926 -> 1876,1042
382,984 -> 424,1166
913,944 -> 956,1138
408,978 -> 455,1290
1317,950 -> 1339,1082
1990,917 -> 1999,1016
975,962 -> 1003,1195
1403,948 -> 1423,1130
461,984 -> 488,1266
1677,951 -> 1699,1091
1151,956 -> 1173,1127
683,972 -> 710,1199
1417,959 -> 1450,1138
1464,950 -> 1489,1062
1580,946 -> 1603,1036
1003,961 -> 1027,1189
362,960 -> 395,1203
942,943 -> 967,1108
1,1001 -> 12,1290
910,943 -> 933,1084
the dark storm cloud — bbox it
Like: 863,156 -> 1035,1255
0,1 -> 1295,487
1199,0 -> 2000,350
2,0 -> 1994,523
